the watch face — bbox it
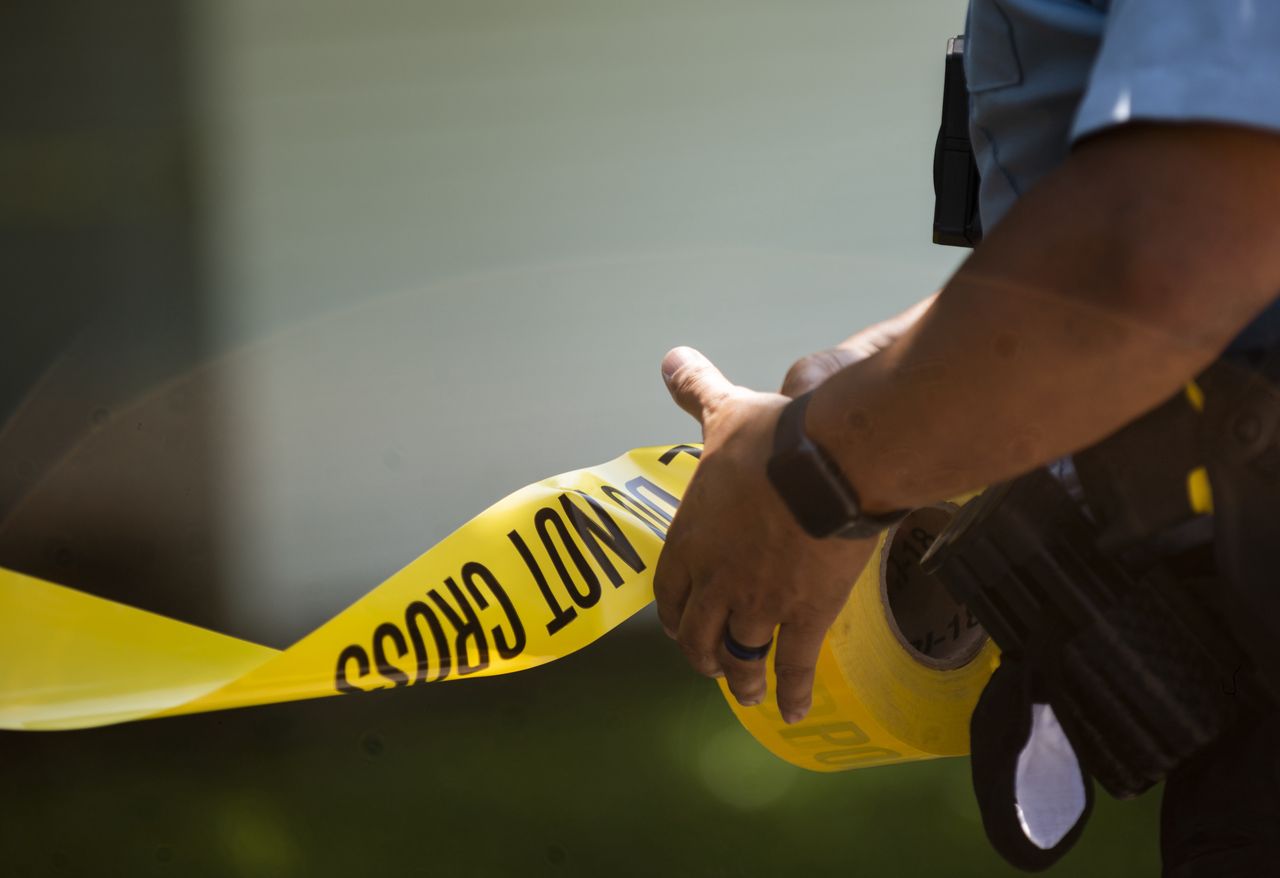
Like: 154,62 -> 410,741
766,448 -> 860,539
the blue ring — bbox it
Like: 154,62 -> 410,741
723,628 -> 772,662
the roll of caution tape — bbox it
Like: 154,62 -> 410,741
724,502 -> 999,771
0,444 -> 997,772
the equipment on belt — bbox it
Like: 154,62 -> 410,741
921,359 -> 1280,869
932,35 -> 983,249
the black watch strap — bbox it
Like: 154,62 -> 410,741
767,391 -> 909,540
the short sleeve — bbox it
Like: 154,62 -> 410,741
1072,0 -> 1280,143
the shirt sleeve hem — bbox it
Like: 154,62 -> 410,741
1071,67 -> 1280,144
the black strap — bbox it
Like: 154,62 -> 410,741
969,658 -> 1094,872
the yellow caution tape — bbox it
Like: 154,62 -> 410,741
0,444 -> 996,772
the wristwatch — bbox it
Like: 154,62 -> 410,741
766,391 -> 909,540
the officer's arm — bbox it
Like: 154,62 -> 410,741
807,123 -> 1280,513
653,122 -> 1280,721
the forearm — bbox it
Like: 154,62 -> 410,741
808,124 -> 1280,513
835,293 -> 939,356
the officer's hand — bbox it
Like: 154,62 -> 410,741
780,347 -> 866,398
780,293 -> 938,397
654,346 -> 877,723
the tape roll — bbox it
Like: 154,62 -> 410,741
0,444 -> 996,773
724,502 -> 999,771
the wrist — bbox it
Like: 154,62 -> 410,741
766,390 -> 908,540
805,363 -> 904,516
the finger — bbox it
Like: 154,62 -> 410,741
717,614 -> 776,708
772,621 -> 828,724
652,545 -> 691,640
660,346 -> 736,425
779,348 -> 859,398
675,586 -> 728,678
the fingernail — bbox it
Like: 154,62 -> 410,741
661,356 -> 679,381
711,669 -> 725,679
783,709 -> 805,725
662,625 -> 677,640
661,346 -> 696,381
739,695 -> 762,707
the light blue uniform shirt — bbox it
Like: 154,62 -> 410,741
964,0 -> 1280,351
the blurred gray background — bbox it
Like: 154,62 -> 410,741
3,0 -> 967,646
0,2 -> 1161,876
194,0 -> 963,643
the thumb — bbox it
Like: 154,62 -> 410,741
661,346 -> 735,424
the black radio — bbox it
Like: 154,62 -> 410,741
932,36 -> 983,248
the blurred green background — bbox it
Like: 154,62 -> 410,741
1,1 -> 1161,875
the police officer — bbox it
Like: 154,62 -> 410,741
654,2 -> 1280,873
